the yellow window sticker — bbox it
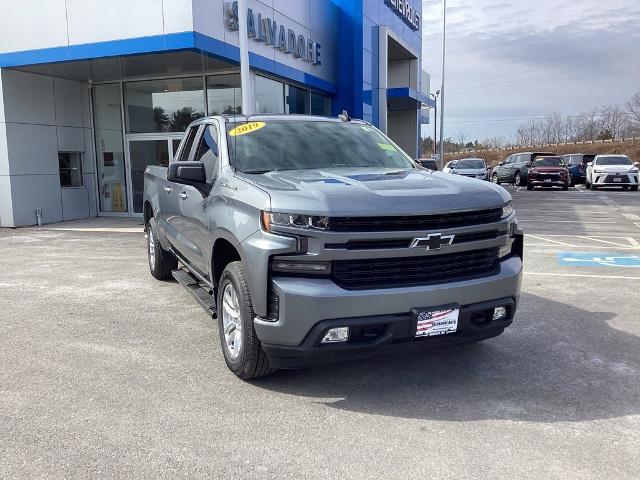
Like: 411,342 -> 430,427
229,121 -> 266,137
378,143 -> 395,151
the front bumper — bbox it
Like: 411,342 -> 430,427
529,179 -> 567,186
592,173 -> 639,186
255,255 -> 523,367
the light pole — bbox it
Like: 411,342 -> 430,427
238,0 -> 253,115
438,0 -> 447,164
430,90 -> 440,156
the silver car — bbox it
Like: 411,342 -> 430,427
444,158 -> 489,180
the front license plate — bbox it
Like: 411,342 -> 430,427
613,177 -> 622,182
544,179 -> 552,183
414,308 -> 459,338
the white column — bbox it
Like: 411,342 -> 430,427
237,0 -> 254,115
377,26 -> 388,133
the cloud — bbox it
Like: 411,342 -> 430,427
421,0 -> 640,139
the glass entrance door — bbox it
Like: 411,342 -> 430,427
126,135 -> 182,214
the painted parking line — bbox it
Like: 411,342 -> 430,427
525,272 -> 640,280
557,252 -> 640,268
526,235 -> 640,249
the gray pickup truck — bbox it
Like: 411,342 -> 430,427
143,114 -> 523,379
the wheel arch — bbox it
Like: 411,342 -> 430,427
210,231 -> 245,289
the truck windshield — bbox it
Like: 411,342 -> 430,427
226,120 -> 414,173
456,159 -> 485,169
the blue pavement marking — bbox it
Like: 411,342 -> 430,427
557,252 -> 640,268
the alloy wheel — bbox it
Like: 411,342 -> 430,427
222,282 -> 243,359
148,227 -> 156,270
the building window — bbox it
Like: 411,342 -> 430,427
124,77 -> 205,133
311,92 -> 331,116
286,85 -> 310,114
255,76 -> 285,114
58,152 -> 83,188
207,74 -> 242,115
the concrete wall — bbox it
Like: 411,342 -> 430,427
388,109 -> 418,158
0,69 -> 95,227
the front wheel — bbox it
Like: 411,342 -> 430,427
492,173 -> 500,184
590,182 -> 598,191
514,172 -> 522,186
147,218 -> 177,280
527,183 -> 534,191
217,261 -> 274,380
562,183 -> 569,191
631,186 -> 639,191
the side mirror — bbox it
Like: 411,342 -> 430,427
167,161 -> 206,184
634,162 -> 639,168
498,161 -> 504,166
587,162 -> 593,167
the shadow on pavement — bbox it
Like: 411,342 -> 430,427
255,293 -> 639,422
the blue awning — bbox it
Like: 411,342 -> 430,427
387,87 -> 434,110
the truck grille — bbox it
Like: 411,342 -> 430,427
332,248 -> 500,289
325,230 -> 500,251
330,208 -> 502,232
537,173 -> 561,180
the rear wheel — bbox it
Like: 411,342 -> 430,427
514,172 -> 522,186
147,218 -> 177,280
217,261 -> 274,379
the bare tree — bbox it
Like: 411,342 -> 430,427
455,130 -> 469,149
626,91 -> 640,133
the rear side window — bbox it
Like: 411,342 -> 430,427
194,125 -> 220,182
178,127 -> 198,162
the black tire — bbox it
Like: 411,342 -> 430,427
631,186 -> 638,191
526,183 -> 534,191
590,182 -> 597,191
147,218 -> 178,280
217,261 -> 274,379
492,173 -> 500,185
562,183 -> 569,191
514,172 -> 522,186
569,177 -> 575,187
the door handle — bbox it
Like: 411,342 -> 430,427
179,192 -> 189,200
163,186 -> 172,193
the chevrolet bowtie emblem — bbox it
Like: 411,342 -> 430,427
409,233 -> 455,251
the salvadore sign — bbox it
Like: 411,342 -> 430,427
385,0 -> 421,31
225,1 -> 322,66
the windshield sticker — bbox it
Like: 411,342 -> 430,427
229,122 -> 266,137
378,143 -> 396,151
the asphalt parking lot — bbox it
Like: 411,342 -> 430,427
1,186 -> 639,479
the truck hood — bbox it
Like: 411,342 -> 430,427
240,168 -> 510,216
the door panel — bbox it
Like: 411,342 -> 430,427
129,140 -> 170,214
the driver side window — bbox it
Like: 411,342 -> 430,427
194,125 -> 220,183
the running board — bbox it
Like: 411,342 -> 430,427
172,269 -> 217,318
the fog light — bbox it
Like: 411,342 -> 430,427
493,306 -> 508,321
321,327 -> 350,344
498,244 -> 511,259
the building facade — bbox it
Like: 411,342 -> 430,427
0,0 -> 432,227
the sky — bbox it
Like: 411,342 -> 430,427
421,0 -> 640,143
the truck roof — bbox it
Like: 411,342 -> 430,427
193,114 -> 367,126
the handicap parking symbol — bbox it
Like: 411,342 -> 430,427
557,252 -> 640,268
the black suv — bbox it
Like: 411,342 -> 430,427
492,152 -> 554,186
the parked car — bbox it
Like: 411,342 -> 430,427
491,152 -> 554,186
416,158 -> 438,170
143,114 -> 523,379
444,158 -> 489,180
585,154 -> 639,191
526,156 -> 570,191
562,154 -> 595,186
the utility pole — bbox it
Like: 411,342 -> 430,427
238,0 -> 253,115
438,0 -> 447,165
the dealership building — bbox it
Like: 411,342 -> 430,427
0,0 -> 432,227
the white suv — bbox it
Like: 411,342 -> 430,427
585,155 -> 639,191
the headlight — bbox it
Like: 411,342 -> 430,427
501,202 -> 513,219
629,168 -> 639,174
262,211 -> 330,231
593,168 -> 606,173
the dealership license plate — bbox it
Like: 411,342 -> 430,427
414,308 -> 459,338
613,177 -> 622,182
